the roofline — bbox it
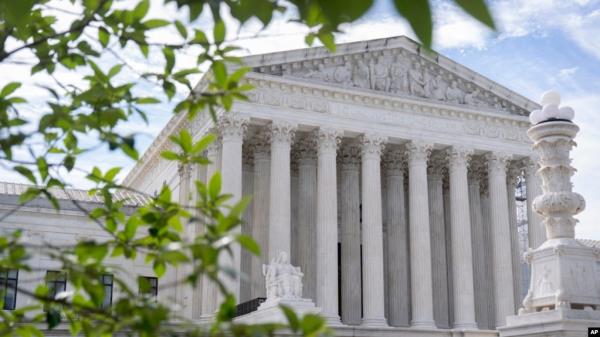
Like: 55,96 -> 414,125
240,35 -> 539,110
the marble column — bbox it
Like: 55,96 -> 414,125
407,141 -> 436,328
192,161 -> 207,319
218,114 -> 247,301
487,152 -> 515,327
507,164 -> 523,312
525,158 -> 545,249
383,148 -> 410,327
296,136 -> 318,302
268,121 -> 295,260
468,162 -> 489,329
240,148 -> 254,303
360,134 -> 387,327
427,153 -> 449,329
201,137 -> 221,320
448,146 -> 477,329
480,180 -> 496,330
250,133 -> 270,299
177,163 -> 193,318
339,144 -> 362,325
443,178 -> 454,327
316,128 -> 341,324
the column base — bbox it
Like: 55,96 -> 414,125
454,321 -> 479,330
361,317 -> 388,328
410,320 -> 437,329
321,312 -> 343,327
198,314 -> 215,325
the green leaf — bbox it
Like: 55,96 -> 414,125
209,172 -> 221,199
317,31 -> 335,52
192,134 -> 216,153
175,20 -> 188,39
280,304 -> 299,331
160,150 -> 180,161
393,0 -> 433,48
14,165 -> 36,184
153,260 -> 166,277
454,0 -> 495,29
64,155 -> 75,171
237,234 -> 260,256
163,47 -> 175,73
1,82 -> 21,97
104,167 -> 121,181
213,20 -> 226,44
98,27 -> 110,47
212,61 -> 227,87
46,309 -> 61,329
143,19 -> 170,29
0,0 -> 35,27
108,64 -> 123,78
133,0 -> 150,19
318,0 -> 374,25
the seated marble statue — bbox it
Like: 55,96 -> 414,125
262,251 -> 304,300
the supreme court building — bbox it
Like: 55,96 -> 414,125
122,36 -> 544,330
3,36 -> 597,335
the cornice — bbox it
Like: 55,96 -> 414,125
244,72 -> 530,127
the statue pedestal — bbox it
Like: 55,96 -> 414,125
500,239 -> 600,337
235,297 -> 320,324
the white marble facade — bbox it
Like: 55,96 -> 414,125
121,37 -> 550,330
5,36 -> 595,335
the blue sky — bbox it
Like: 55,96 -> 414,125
1,0 -> 599,238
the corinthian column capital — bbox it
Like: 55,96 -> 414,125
316,128 -> 342,154
218,113 -> 248,141
427,151 -> 447,178
486,152 -> 512,172
295,135 -> 317,161
205,129 -> 221,157
406,141 -> 433,163
269,120 -> 296,144
382,147 -> 406,175
339,144 -> 361,170
448,146 -> 474,168
360,134 -> 387,158
178,162 -> 191,179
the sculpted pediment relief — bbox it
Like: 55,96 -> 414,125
252,48 -> 529,116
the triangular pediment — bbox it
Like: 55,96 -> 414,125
243,36 -> 538,116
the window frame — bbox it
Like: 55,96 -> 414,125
45,270 -> 67,300
0,269 -> 18,310
100,274 -> 113,309
138,276 -> 158,298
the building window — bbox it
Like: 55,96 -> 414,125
45,271 -> 67,300
0,269 -> 18,310
101,274 -> 113,309
138,276 -> 158,298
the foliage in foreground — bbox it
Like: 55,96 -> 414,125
0,0 -> 495,336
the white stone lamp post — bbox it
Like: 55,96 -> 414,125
501,91 -> 600,337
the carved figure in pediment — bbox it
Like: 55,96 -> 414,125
389,56 -> 409,94
352,59 -> 371,89
370,55 -> 390,91
305,63 -> 333,82
445,80 -> 464,104
465,87 -> 484,106
432,74 -> 447,100
408,61 -> 425,97
333,62 -> 352,84
422,68 -> 435,98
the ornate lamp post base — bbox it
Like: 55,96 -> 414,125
501,93 -> 600,336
